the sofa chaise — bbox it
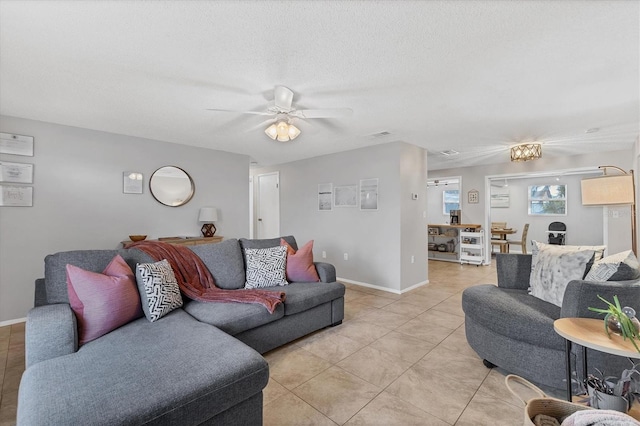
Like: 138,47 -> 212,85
18,236 -> 344,425
462,253 -> 640,390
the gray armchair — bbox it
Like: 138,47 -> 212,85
462,253 -> 640,390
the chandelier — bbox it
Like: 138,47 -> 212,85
510,143 -> 542,162
265,121 -> 301,142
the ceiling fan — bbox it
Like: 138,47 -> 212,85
207,86 -> 353,141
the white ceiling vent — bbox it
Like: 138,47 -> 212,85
439,149 -> 459,156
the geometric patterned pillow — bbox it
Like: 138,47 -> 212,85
584,250 -> 640,282
244,245 -> 288,289
135,259 -> 183,322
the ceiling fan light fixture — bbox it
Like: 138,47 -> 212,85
265,121 -> 301,142
276,121 -> 289,141
288,124 -> 301,140
265,123 -> 278,140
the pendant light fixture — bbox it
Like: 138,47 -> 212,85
510,143 -> 542,162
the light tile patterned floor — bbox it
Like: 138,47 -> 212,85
0,260 -> 561,425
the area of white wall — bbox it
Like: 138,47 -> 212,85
253,141 -> 428,292
429,149 -> 635,255
0,115 -> 250,323
399,143 -> 428,290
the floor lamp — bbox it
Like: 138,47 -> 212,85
581,166 -> 637,255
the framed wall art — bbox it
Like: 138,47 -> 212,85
318,183 -> 333,211
468,189 -> 479,204
0,185 -> 33,207
360,178 -> 378,211
334,185 -> 357,207
0,133 -> 34,156
0,161 -> 33,184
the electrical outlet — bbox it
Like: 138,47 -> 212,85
411,255 -> 415,264
322,251 -> 327,259
423,211 -> 427,218
343,253 -> 348,261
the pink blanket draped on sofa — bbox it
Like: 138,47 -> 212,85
129,241 -> 285,314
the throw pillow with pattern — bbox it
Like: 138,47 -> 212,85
135,259 -> 183,322
529,245 -> 595,307
584,250 -> 640,282
244,245 -> 288,289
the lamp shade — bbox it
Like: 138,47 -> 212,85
581,175 -> 634,206
198,207 -> 218,222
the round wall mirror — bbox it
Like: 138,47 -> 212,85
149,166 -> 195,207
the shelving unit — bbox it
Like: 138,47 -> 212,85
428,224 -> 482,263
459,230 -> 484,265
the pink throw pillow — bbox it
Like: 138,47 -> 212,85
281,239 -> 320,282
67,255 -> 143,345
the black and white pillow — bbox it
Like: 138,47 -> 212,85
135,259 -> 183,322
584,250 -> 640,282
244,246 -> 288,289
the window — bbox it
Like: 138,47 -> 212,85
528,184 -> 567,215
443,190 -> 460,214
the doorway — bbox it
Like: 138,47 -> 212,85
255,172 -> 280,239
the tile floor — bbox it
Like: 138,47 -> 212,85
0,260 -> 562,425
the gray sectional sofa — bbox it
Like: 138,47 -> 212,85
18,236 -> 344,426
462,253 -> 640,390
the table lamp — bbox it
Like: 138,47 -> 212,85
198,207 -> 218,237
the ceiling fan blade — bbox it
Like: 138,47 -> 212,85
294,108 -> 353,119
206,108 -> 273,116
274,86 -> 294,112
245,118 -> 278,133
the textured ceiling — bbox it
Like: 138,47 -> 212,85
0,1 -> 638,169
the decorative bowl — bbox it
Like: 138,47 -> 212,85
129,235 -> 147,242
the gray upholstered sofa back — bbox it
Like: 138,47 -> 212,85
43,249 -> 153,304
41,237 -> 281,303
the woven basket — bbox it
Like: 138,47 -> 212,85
505,375 -> 592,426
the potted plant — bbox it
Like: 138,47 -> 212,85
581,364 -> 640,412
588,295 -> 640,353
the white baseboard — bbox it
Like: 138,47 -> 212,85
337,277 -> 429,295
401,280 -> 429,293
0,317 -> 26,328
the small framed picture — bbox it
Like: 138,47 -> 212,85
0,133 -> 34,156
123,171 -> 143,194
0,185 -> 33,206
0,161 -> 33,184
468,189 -> 479,204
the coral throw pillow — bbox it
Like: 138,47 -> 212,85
281,239 -> 320,282
66,255 -> 143,345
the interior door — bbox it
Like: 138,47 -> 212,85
256,172 -> 280,239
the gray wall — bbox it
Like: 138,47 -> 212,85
254,141 -> 428,292
429,149 -> 635,255
0,116 -> 250,323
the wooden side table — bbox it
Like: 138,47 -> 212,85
554,318 -> 640,402
122,236 -> 223,248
